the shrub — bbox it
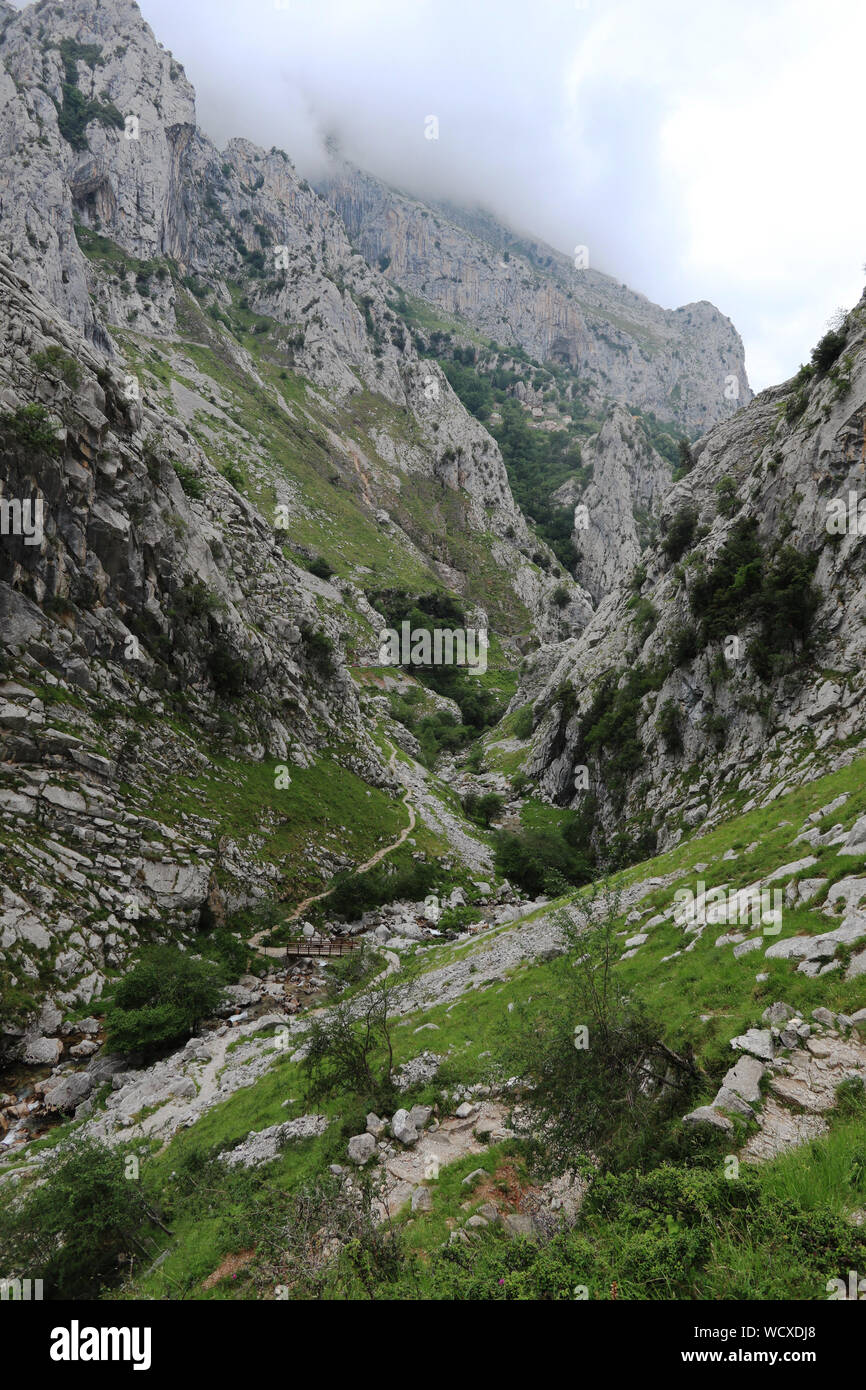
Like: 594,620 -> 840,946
0,402 -> 61,454
325,942 -> 385,1000
221,460 -> 246,490
688,517 -> 763,644
306,555 -> 335,580
300,622 -> 336,678
103,946 -> 225,1054
811,327 -> 847,375
54,40 -> 124,151
222,1167 -> 408,1300
675,437 -> 694,477
689,520 -> 820,679
628,596 -> 658,640
715,475 -> 738,517
0,1138 -> 163,1298
207,640 -> 249,697
173,460 -> 205,499
701,711 -> 729,750
577,661 -> 669,808
511,704 -> 534,739
661,505 -> 698,564
30,345 -> 82,389
668,622 -> 699,668
302,978 -> 404,1108
171,579 -> 221,622
656,699 -> 682,753
437,902 -> 482,934
499,902 -> 702,1175
461,791 -> 504,826
494,826 -> 593,896
325,854 -> 438,920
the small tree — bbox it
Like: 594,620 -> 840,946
302,976 -> 403,1108
0,1139 -> 164,1298
675,437 -> 694,477
462,791 -> 504,826
223,1165 -> 410,1300
661,504 -> 698,563
498,888 -> 703,1176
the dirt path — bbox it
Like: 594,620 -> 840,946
249,743 -> 415,958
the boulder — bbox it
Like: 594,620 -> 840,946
811,1007 -> 836,1027
407,1104 -> 433,1131
42,1071 -> 93,1111
390,1109 -> 419,1146
23,1036 -> 63,1065
683,1106 -> 734,1133
762,1002 -> 795,1027
347,1132 -> 377,1165
730,1029 -> 775,1061
499,1212 -> 539,1239
733,936 -> 762,958
719,1054 -> 765,1104
846,949 -> 866,981
836,815 -> 866,855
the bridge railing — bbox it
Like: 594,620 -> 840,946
284,937 -> 358,959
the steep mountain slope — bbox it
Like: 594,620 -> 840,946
515,300 -> 866,858
0,249 -> 405,1045
319,162 -> 752,433
3,0 -> 865,1320
0,0 -> 590,643
0,0 -> 606,1047
552,404 -> 673,604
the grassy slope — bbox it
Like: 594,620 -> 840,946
94,232 -> 535,639
32,746 -> 859,1300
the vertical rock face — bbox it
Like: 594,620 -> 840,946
0,249 -> 391,1031
318,164 -> 752,434
0,0 -> 196,339
516,295 -> 866,851
0,0 -> 590,638
552,405 -> 673,605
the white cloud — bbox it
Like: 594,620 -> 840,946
136,0 -> 866,394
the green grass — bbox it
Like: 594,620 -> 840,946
8,744 -> 866,1300
143,750 -> 408,905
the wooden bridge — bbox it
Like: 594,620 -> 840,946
284,937 -> 358,960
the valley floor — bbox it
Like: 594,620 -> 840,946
3,737 -> 866,1300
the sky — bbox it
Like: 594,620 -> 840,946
125,0 -> 866,390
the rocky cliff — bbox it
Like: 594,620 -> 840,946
516,300 -> 866,856
552,405 -> 673,605
0,0 -> 589,645
319,163 -> 752,434
0,247 -> 397,1047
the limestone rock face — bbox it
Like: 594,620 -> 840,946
517,293 -> 866,848
319,164 -> 751,433
0,0 -> 590,644
0,0 -> 196,342
0,251 -> 383,1048
0,0 -> 606,1044
553,405 -> 672,604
